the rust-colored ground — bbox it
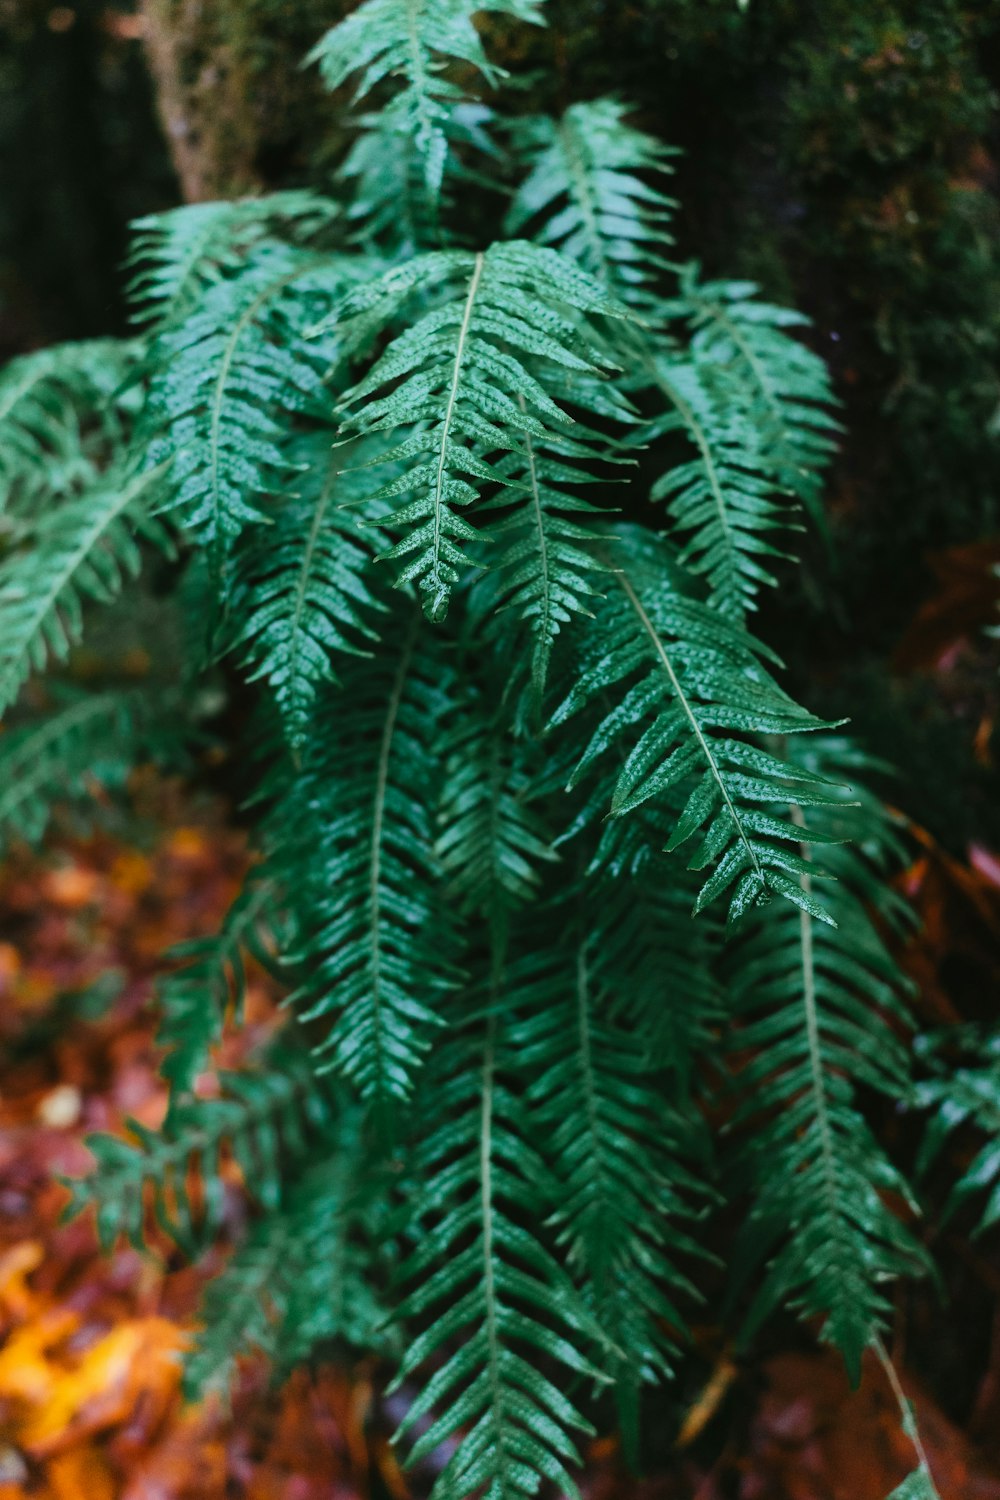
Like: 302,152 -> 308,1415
0,771 -> 999,1498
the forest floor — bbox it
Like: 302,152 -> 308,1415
0,773 -> 1000,1499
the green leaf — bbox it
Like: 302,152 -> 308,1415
329,240 -> 629,621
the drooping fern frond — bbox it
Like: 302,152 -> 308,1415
0,340 -> 140,524
156,878 -> 280,1105
230,435 -> 391,749
726,741 -> 927,1377
471,419 -> 613,707
266,616 -> 457,1103
126,193 -> 341,330
584,808 -> 723,1076
506,100 -> 821,622
185,1126 -> 393,1399
141,240 -> 359,564
308,0 -> 544,236
391,1002 -> 598,1500
0,688 -> 148,850
0,464 -> 171,715
70,1047 -> 334,1254
436,688 -> 557,923
326,240 -> 628,621
509,914 -> 708,1459
643,355 -> 794,619
387,688 -> 594,1496
668,266 -> 839,524
506,98 -> 676,314
554,528 -> 841,921
916,1026 -> 1000,1237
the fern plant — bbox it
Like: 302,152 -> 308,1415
0,3 -> 970,1495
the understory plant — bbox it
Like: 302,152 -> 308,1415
0,3 -> 983,1496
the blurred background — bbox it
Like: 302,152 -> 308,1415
1,2 -> 1000,1496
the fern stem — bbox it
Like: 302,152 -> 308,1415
427,251 -> 484,614
556,116 -> 614,290
874,1337 -> 941,1496
404,0 -> 442,236
208,262 -> 317,571
287,455 -> 338,712
646,358 -> 742,621
479,995 -> 510,1485
517,393 -> 552,688
368,615 -> 419,1096
791,803 -> 843,1272
617,567 -> 764,889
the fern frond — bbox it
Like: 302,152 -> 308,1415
506,98 -> 676,313
0,465 -> 170,714
504,103 -> 822,620
643,354 -> 793,619
392,1003 -> 597,1500
69,1048 -> 334,1254
916,1026 -> 1000,1236
553,528 -> 840,921
726,742 -> 926,1376
230,435 -> 391,749
887,1468 -> 940,1500
267,617 -> 457,1102
326,240 -> 628,621
142,242 -> 360,561
308,0 -> 543,230
185,1127 -> 392,1398
472,420 -> 613,705
586,822 -> 723,1075
0,340 -> 140,523
156,879 -> 279,1104
437,689 -> 557,922
669,266 -> 839,523
126,193 -> 340,329
0,688 -> 147,850
510,918 -> 707,1456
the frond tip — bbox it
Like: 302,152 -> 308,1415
555,528 -> 842,922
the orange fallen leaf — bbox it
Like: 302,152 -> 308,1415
0,1242 -> 44,1323
42,866 -> 101,911
47,1446 -> 115,1500
19,1318 -> 187,1456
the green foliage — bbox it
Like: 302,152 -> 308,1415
917,1027 -> 1000,1236
666,267 -> 839,527
0,689 -> 149,850
0,465 -> 170,715
69,1046 -> 335,1255
0,340 -> 140,524
506,98 -> 677,313
156,878 -> 280,1103
887,1472 -> 939,1500
510,914 -> 707,1456
185,1126 -> 393,1399
725,741 -> 927,1376
230,434 -> 389,748
139,239 -> 350,566
391,1005 -> 598,1500
308,0 -> 544,235
0,0 -> 959,1490
266,617 -> 458,1103
328,241 -> 628,621
554,528 -> 839,922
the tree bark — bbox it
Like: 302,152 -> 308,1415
138,0 -> 263,203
